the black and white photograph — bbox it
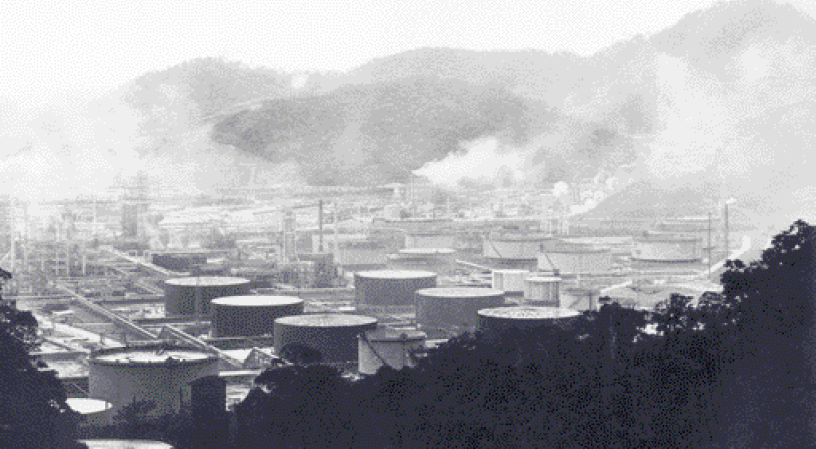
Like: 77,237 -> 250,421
1,0 -> 815,447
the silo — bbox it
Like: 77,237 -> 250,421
66,398 -> 113,427
358,328 -> 426,375
523,276 -> 561,304
211,296 -> 305,338
404,232 -> 457,249
415,287 -> 506,330
388,248 -> 457,276
477,306 -> 582,337
491,269 -> 530,295
163,276 -> 251,316
274,314 -> 379,363
354,270 -> 437,306
87,344 -> 220,418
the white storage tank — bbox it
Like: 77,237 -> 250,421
415,287 -> 506,331
67,398 -> 113,427
389,248 -> 457,276
632,233 -> 702,262
523,276 -> 561,304
542,243 -> 612,274
404,232 -> 457,249
491,269 -> 530,295
358,328 -> 426,375
477,306 -> 582,337
274,314 -> 379,363
354,270 -> 437,306
87,344 -> 220,418
483,233 -> 552,260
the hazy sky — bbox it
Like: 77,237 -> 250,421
4,0 -> 788,102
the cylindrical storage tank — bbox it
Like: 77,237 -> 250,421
211,295 -> 305,338
477,306 -> 582,337
354,270 -> 437,306
79,440 -> 175,449
389,248 -> 457,276
560,287 -> 600,311
632,234 -> 701,262
194,263 -> 229,277
163,277 -> 251,316
274,314 -> 379,363
415,287 -> 506,330
483,233 -> 552,260
543,244 -> 613,274
67,398 -> 113,427
404,232 -> 457,249
491,269 -> 530,295
88,344 -> 220,418
523,276 -> 561,304
231,267 -> 275,290
358,328 -> 426,375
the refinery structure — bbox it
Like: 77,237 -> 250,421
0,172 -> 745,422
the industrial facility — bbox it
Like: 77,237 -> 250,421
0,173 -> 741,427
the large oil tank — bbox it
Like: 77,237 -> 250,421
87,344 -> 220,418
211,295 -> 305,338
415,287 -> 506,330
358,328 -> 426,375
523,276 -> 561,304
543,243 -> 612,274
388,248 -> 457,276
491,269 -> 530,295
274,314 -> 378,363
163,276 -> 251,316
66,398 -> 113,427
404,232 -> 457,249
477,306 -> 582,337
354,270 -> 437,306
632,234 -> 701,262
483,233 -> 552,260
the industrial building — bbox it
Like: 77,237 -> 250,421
0,173 -> 740,426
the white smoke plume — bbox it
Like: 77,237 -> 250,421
412,136 -> 534,188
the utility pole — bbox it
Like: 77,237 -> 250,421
707,211 -> 712,281
318,199 -> 324,253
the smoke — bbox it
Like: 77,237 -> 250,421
0,89 -> 306,205
412,136 -> 535,188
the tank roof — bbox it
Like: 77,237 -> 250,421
479,306 -> 581,319
67,398 -> 112,414
212,295 -> 304,307
79,440 -> 174,449
165,276 -> 251,286
355,270 -> 438,279
363,328 -> 427,342
635,234 -> 701,242
275,314 -> 378,327
525,276 -> 562,282
416,287 -> 505,297
547,245 -> 610,254
398,248 -> 456,255
90,345 -> 218,365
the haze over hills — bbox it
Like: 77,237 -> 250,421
2,0 -> 815,226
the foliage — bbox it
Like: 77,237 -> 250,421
0,303 -> 82,448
